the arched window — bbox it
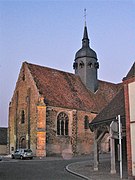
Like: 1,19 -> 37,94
84,115 -> 89,129
57,112 -> 69,136
21,110 -> 25,124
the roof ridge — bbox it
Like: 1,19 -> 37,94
98,79 -> 122,86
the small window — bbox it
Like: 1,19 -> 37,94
84,116 -> 89,129
57,112 -> 69,136
94,62 -> 99,69
22,69 -> 25,81
73,62 -> 78,69
79,61 -> 84,68
21,110 -> 25,124
88,62 -> 93,68
22,74 -> 25,81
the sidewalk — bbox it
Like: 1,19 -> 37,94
66,157 -> 128,180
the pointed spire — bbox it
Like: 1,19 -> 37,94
82,24 -> 89,48
83,25 -> 89,39
75,9 -> 97,61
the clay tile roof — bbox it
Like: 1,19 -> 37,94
0,127 -> 7,145
90,86 -> 125,126
26,62 -> 121,112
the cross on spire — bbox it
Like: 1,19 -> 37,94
84,8 -> 87,26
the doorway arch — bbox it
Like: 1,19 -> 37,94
19,137 -> 26,148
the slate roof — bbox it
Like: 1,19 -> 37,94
26,62 -> 121,113
0,127 -> 7,145
90,87 -> 125,127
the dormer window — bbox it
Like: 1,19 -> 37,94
94,62 -> 99,69
73,62 -> 78,69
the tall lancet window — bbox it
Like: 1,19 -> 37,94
21,110 -> 25,124
57,112 -> 69,136
84,115 -> 89,129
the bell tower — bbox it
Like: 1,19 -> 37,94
73,18 -> 99,93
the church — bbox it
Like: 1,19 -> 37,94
8,23 -> 121,157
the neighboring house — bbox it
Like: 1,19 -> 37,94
89,62 -> 135,179
124,62 -> 135,179
8,23 -> 121,157
0,127 -> 7,154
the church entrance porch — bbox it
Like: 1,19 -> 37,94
90,115 -> 127,178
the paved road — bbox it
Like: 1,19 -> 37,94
0,158 -> 83,180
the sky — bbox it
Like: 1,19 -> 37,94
0,0 -> 135,127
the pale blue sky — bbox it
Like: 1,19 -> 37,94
0,0 -> 135,127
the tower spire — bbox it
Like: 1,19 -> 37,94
73,10 -> 99,93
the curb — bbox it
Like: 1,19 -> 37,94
65,161 -> 91,180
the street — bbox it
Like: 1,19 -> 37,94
0,157 -> 83,180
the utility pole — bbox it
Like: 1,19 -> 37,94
110,121 -> 116,174
118,115 -> 122,179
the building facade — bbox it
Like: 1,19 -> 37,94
124,63 -> 135,179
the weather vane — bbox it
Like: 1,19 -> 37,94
84,8 -> 87,26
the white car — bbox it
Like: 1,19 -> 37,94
12,149 -> 33,160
